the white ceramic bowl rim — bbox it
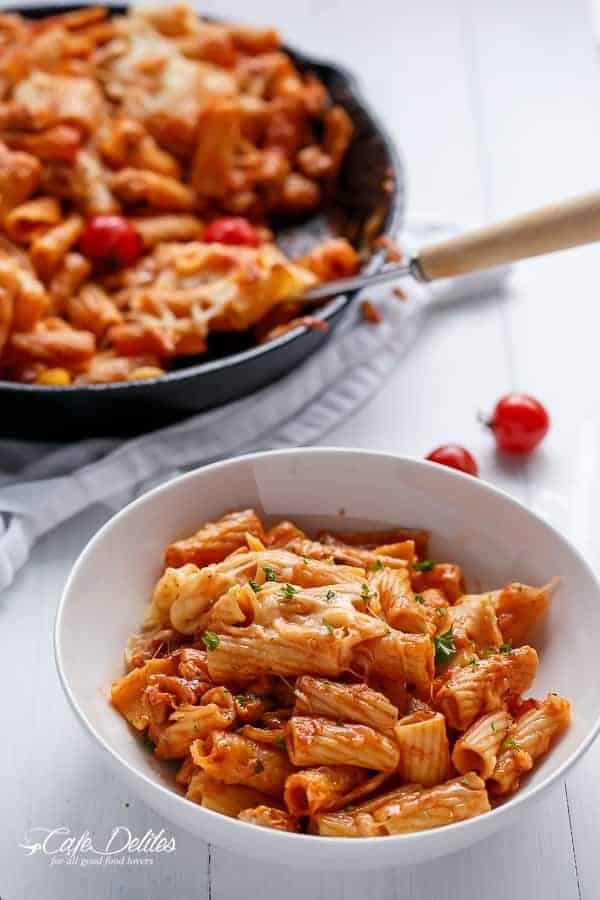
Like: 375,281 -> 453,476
55,447 -> 600,850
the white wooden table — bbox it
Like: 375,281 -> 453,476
3,0 -> 600,897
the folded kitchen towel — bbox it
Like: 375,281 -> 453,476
0,223 -> 509,590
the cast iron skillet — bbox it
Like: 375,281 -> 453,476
2,4 -> 405,440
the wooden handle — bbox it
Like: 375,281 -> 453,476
415,190 -> 600,281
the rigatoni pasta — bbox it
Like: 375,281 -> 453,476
110,509 -> 570,838
0,4 -> 362,385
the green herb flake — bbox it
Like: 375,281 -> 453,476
413,559 -> 436,573
499,642 -> 513,654
360,583 -> 371,601
460,779 -> 471,788
326,589 -> 336,601
202,631 -> 220,651
432,627 -> 456,666
503,738 -> 519,751
263,566 -> 276,582
275,736 -> 286,751
491,721 -> 497,733
468,657 -> 479,669
254,759 -> 265,774
235,694 -> 247,706
325,623 -> 335,634
436,607 -> 447,617
414,593 -> 425,604
482,647 -> 495,658
280,583 -> 298,600
371,560 -> 384,572
249,581 -> 262,593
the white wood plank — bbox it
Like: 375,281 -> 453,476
455,2 -> 600,899
0,507 -> 210,900
212,787 -> 577,900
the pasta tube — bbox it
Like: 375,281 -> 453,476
314,773 -> 490,837
153,688 -> 236,760
165,509 -> 265,568
30,214 -> 84,278
191,730 -> 294,797
284,766 -> 368,816
452,709 -> 512,778
294,675 -> 398,736
395,711 -> 450,786
494,582 -> 550,645
435,646 -> 539,730
489,694 -> 570,795
110,657 -> 176,730
353,631 -> 434,694
191,774 -> 275,817
238,806 -> 299,832
369,566 -> 434,634
286,716 -> 399,771
447,592 -> 503,651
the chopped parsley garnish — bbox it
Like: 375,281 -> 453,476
263,566 -> 276,582
249,581 -> 262,593
468,657 -> 479,669
413,559 -> 436,572
414,593 -> 425,604
280,583 -> 298,600
371,560 -> 384,572
491,721 -> 497,732
499,642 -> 513,654
360,583 -> 371,601
326,589 -> 336,600
202,631 -> 219,651
275,736 -> 286,751
435,607 -> 447,617
432,627 -> 456,665
235,694 -> 247,706
503,738 -> 519,750
254,759 -> 265,774
460,779 -> 471,788
325,623 -> 335,634
482,647 -> 495,658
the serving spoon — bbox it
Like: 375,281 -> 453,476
301,189 -> 600,302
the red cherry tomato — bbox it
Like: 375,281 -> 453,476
426,444 -> 479,476
79,215 -> 142,268
488,393 -> 550,454
203,216 -> 260,247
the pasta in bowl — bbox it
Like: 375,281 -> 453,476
55,450 -> 600,868
110,509 -> 569,837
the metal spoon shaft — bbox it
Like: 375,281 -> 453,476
300,261 -> 413,303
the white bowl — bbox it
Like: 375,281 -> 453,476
55,448 -> 600,870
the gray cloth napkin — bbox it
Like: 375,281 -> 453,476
0,223 -> 509,590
